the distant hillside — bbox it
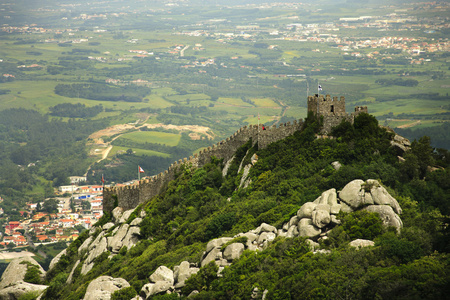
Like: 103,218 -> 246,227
396,122 -> 450,150
3,113 -> 449,299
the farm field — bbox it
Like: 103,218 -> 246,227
116,131 -> 182,147
0,0 -> 448,188
108,146 -> 170,158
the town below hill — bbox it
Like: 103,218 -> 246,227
1,183 -> 104,251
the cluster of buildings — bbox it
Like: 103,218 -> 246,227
1,2 -> 447,70
0,172 -> 149,248
1,182 -> 105,248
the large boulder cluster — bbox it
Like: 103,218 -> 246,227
390,133 -> 411,155
83,276 -> 130,300
76,207 -> 144,276
140,262 -> 200,299
13,179 -> 402,299
277,179 -> 403,240
143,179 -> 402,298
223,153 -> 258,190
0,257 -> 48,300
199,224 -> 279,272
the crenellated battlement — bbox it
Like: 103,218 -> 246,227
354,106 -> 368,115
308,94 -> 346,117
307,94 -> 368,134
103,118 -> 304,212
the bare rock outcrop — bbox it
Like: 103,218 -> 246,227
365,180 -> 402,214
338,179 -> 365,209
174,261 -> 190,287
112,207 -> 124,222
349,239 -> 375,249
222,156 -> 235,177
223,243 -> 245,261
390,134 -> 411,154
66,260 -> 80,284
0,281 -> 48,300
364,205 -> 403,232
338,179 -> 402,214
119,209 -> 135,224
201,247 -> 223,267
48,249 -> 66,272
284,180 -> 403,241
331,161 -> 342,171
78,236 -> 93,255
297,202 -> 317,219
149,266 -> 174,285
122,226 -> 141,249
205,237 -> 232,253
141,281 -> 172,299
108,224 -> 129,253
83,276 -> 130,300
239,164 -> 253,189
0,257 -> 45,290
82,231 -> 108,275
66,179 -> 404,300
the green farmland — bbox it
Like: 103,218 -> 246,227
116,131 -> 182,147
0,0 -> 448,193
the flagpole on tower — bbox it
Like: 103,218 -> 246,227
257,112 -> 260,147
138,166 -> 144,182
307,80 -> 309,97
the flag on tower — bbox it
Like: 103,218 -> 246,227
318,84 -> 323,91
138,166 -> 145,173
101,174 -> 105,184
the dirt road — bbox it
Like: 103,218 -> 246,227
85,122 -> 215,175
397,120 -> 421,129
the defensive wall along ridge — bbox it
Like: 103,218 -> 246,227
103,119 -> 304,212
103,94 -> 367,212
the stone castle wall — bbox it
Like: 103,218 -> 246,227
308,94 -> 348,133
103,119 -> 304,212
354,106 -> 368,115
307,94 -> 368,134
308,94 -> 346,117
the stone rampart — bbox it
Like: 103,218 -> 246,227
307,94 -> 369,134
103,119 -> 303,212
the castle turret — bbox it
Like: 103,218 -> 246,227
307,94 -> 365,134
307,94 -> 346,116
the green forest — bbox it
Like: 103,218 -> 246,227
0,109 -> 107,212
40,114 -> 450,299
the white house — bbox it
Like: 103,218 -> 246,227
59,185 -> 78,193
69,176 -> 87,184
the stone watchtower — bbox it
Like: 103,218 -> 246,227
308,94 -> 346,117
307,94 -> 367,134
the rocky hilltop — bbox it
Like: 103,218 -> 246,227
0,113 -> 448,299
